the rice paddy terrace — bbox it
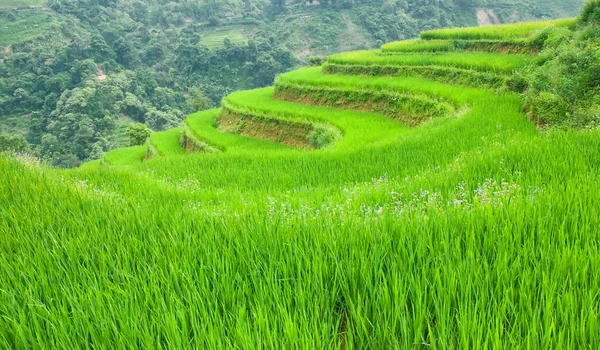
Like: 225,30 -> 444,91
3,18 -> 600,348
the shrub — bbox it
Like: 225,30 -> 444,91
526,92 -> 569,125
580,0 -> 600,25
307,124 -> 341,149
0,134 -> 30,153
127,123 -> 151,146
309,56 -> 325,66
522,4 -> 600,128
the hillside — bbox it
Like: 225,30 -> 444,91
0,0 -> 586,167
2,2 -> 600,346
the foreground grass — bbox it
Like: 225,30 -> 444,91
2,124 -> 600,348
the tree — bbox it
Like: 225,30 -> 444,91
271,0 -> 286,13
0,134 -> 30,153
113,37 -> 138,67
126,123 -> 151,146
70,59 -> 98,86
119,92 -> 148,122
580,0 -> 600,24
145,107 -> 181,131
188,88 -> 211,111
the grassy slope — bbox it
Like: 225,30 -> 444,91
104,145 -> 146,166
149,128 -> 186,156
2,18 -> 600,348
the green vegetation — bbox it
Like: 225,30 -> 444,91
186,109 -> 289,153
381,39 -> 456,53
327,50 -> 528,73
522,7 -> 600,127
0,133 -> 29,152
103,145 -> 146,166
126,123 -> 151,146
148,128 -> 186,157
3,1 -> 600,348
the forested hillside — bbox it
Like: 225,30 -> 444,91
0,0 -> 585,166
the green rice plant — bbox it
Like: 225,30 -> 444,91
223,87 -> 410,151
453,39 -> 536,54
3,123 -> 600,348
327,50 -> 528,73
144,138 -> 160,159
420,18 -> 577,40
273,80 -> 456,126
103,145 -> 147,165
382,38 -> 541,55
218,105 -> 318,149
180,122 -> 221,154
148,128 -> 186,157
322,63 -> 516,91
381,39 -> 455,53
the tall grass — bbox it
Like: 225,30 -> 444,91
103,145 -> 146,165
2,126 -> 600,348
420,18 -> 577,40
148,127 -> 186,156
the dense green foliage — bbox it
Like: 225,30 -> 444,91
0,133 -> 29,152
126,123 -> 151,146
522,2 -> 600,127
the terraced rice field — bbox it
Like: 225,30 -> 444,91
0,0 -> 46,7
0,11 -> 53,46
2,18 -> 600,348
200,25 -> 251,49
